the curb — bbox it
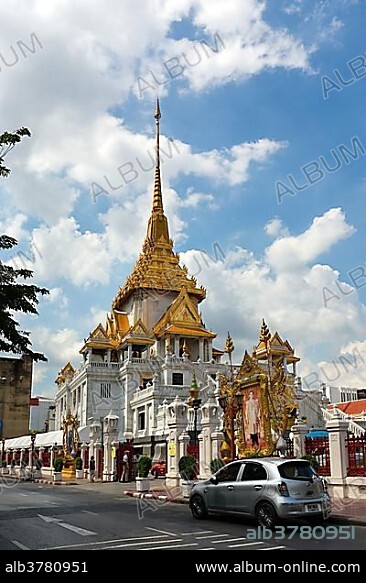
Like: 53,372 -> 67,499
34,479 -> 77,486
123,490 -> 189,504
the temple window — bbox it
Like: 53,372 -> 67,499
100,382 -> 111,399
138,408 -> 146,430
172,372 -> 183,386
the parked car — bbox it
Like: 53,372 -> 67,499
189,458 -> 331,528
151,460 -> 167,478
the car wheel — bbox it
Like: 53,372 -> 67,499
190,495 -> 208,520
255,502 -> 278,529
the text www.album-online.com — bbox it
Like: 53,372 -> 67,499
195,561 -> 361,574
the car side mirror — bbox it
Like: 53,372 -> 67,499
210,475 -> 218,485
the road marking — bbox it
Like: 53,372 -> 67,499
37,515 -> 96,537
228,542 -> 264,548
145,526 -> 176,536
144,542 -> 198,550
213,537 -> 247,544
19,493 -> 28,497
181,530 -> 213,536
81,510 -> 98,516
104,538 -> 182,549
12,540 -> 30,550
260,545 -> 286,550
201,547 -> 215,550
46,534 -> 168,550
195,534 -> 229,539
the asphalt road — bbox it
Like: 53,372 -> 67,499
0,478 -> 365,551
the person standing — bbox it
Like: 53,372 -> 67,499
245,390 -> 261,447
120,451 -> 129,483
89,456 -> 96,482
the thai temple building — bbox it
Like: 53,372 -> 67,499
53,100 -> 227,460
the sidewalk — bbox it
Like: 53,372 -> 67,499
32,476 -> 366,525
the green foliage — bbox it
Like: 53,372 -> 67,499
75,457 -> 83,470
137,455 -> 152,478
301,455 -> 320,470
210,458 -> 225,474
0,127 -> 31,178
0,128 -> 49,361
178,455 -> 196,481
53,457 -> 64,472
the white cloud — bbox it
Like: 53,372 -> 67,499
180,208 -> 366,385
264,217 -> 289,237
45,287 -> 69,309
265,208 -> 355,273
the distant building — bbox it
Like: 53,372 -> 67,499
0,354 -> 33,439
327,385 -> 366,403
29,396 -> 56,432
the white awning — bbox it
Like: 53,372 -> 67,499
4,426 -> 89,449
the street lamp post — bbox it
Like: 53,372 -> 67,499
30,432 -> 36,481
192,398 -> 202,459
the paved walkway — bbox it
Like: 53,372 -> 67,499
31,476 -> 366,525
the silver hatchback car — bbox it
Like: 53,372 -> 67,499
189,458 -> 331,528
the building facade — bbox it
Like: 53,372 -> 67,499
0,354 -> 32,439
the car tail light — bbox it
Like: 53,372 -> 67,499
278,482 -> 289,497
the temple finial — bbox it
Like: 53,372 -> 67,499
260,319 -> 271,344
153,98 -> 163,212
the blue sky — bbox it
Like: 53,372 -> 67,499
1,0 -> 366,396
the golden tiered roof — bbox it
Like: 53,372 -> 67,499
112,99 -> 206,309
253,319 -> 300,363
55,362 -> 76,385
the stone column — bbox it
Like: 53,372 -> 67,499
80,442 -> 87,476
291,419 -> 308,458
198,396 -> 221,479
198,338 -> 204,361
326,405 -> 348,498
166,396 -> 188,488
179,431 -> 190,459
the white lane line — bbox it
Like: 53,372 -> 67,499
145,526 -> 176,536
58,523 -> 97,536
47,534 -> 168,550
81,510 -> 98,516
195,534 -> 229,540
201,547 -> 215,550
228,542 -> 264,548
144,543 -> 198,550
19,494 -> 28,497
105,538 -> 182,549
38,514 -> 96,536
12,540 -> 30,550
213,537 -> 247,544
260,546 -> 287,551
181,530 -> 213,536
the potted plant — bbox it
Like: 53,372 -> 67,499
179,455 -> 196,498
136,455 -> 152,492
75,457 -> 84,479
53,457 -> 64,481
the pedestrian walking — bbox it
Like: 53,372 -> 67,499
89,456 -> 96,482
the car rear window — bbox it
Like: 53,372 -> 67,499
278,461 -> 316,480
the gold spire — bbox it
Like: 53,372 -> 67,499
112,101 -> 206,309
259,319 -> 271,344
224,331 -> 234,355
146,98 -> 170,243
153,98 -> 163,212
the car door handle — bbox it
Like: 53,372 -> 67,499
253,485 -> 263,491
227,485 -> 234,491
